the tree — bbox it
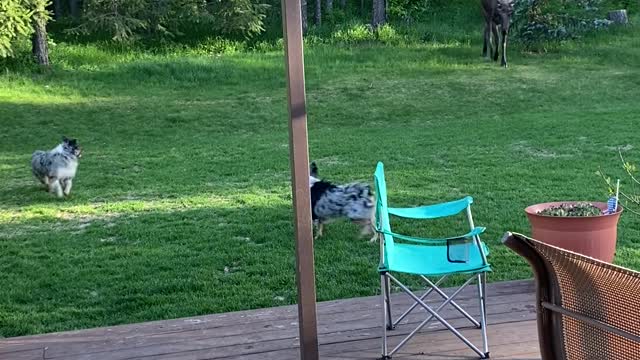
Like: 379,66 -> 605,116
301,0 -> 308,33
325,0 -> 332,15
69,0 -> 80,18
314,0 -> 321,25
73,0 -> 269,42
0,0 -> 34,58
372,0 -> 385,28
31,0 -> 51,66
0,0 -> 51,66
52,0 -> 63,19
212,0 -> 269,37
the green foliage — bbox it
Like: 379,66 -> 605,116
70,0 -> 269,43
512,0 -> 616,50
210,0 -> 269,38
71,0 -> 150,42
388,0 -> 431,22
332,22 -> 377,43
606,0 -> 636,10
598,150 -> 640,216
0,0 -> 51,58
538,203 -> 603,217
0,1 -> 32,58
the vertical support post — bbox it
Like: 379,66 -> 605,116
281,0 -> 319,359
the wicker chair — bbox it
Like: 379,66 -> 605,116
502,232 -> 640,360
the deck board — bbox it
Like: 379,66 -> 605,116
0,280 -> 540,360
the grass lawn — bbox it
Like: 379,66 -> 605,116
1,19 -> 640,337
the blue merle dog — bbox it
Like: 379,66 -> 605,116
309,162 -> 375,240
31,136 -> 82,198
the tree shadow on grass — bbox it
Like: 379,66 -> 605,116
0,202 -> 382,337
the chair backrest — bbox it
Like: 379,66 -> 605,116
503,232 -> 640,360
374,162 -> 394,267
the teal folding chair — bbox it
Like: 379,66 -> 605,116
374,162 -> 491,359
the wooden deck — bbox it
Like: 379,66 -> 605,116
0,280 -> 540,360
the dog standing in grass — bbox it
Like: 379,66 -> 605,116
309,162 -> 376,240
31,137 -> 82,198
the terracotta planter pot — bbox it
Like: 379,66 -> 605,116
525,201 -> 622,263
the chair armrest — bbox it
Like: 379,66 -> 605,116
378,226 -> 485,245
388,196 -> 473,219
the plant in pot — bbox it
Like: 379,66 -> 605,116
527,150 -> 640,263
525,199 -> 622,263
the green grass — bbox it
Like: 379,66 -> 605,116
2,20 -> 640,338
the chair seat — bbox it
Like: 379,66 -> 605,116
385,242 -> 492,276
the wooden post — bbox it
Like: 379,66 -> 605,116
281,0 -> 319,359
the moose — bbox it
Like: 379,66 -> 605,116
482,0 -> 515,67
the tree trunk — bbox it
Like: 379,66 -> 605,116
53,0 -> 64,19
340,0 -> 346,8
69,0 -> 81,19
325,0 -> 333,15
301,0 -> 308,33
31,18 -> 50,67
372,0 -> 385,28
607,10 -> 628,24
314,0 -> 321,25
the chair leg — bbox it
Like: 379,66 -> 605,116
385,274 -> 394,330
393,276 -> 446,328
388,276 -> 476,357
477,273 -> 490,358
387,273 -> 487,359
381,273 -> 391,359
421,275 -> 480,328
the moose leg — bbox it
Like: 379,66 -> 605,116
501,29 -> 508,67
482,22 -> 490,58
492,23 -> 500,62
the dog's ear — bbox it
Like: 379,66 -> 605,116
310,162 -> 319,178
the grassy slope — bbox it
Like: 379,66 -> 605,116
1,20 -> 640,337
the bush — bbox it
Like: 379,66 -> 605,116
512,0 -> 614,51
332,22 -> 376,43
388,0 -> 431,23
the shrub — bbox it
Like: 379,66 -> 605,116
598,150 -> 640,216
512,0 -> 614,51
